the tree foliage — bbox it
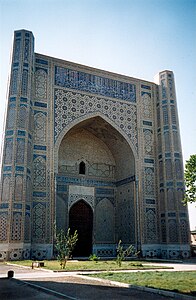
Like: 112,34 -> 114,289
55,228 -> 78,269
184,154 -> 196,204
116,240 -> 137,267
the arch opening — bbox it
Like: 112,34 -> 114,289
69,200 -> 93,257
79,161 -> 86,175
56,116 -> 136,255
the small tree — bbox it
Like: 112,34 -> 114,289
184,154 -> 196,204
116,240 -> 137,267
55,228 -> 78,269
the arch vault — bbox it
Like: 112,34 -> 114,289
55,116 -> 137,257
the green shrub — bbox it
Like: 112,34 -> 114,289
89,253 -> 100,262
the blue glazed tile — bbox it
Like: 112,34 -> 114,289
34,145 -> 47,150
34,102 -> 47,108
33,191 -> 46,197
141,84 -> 151,90
143,121 -> 152,126
15,166 -> 24,171
55,66 -> 136,102
18,130 -> 26,136
35,58 -> 48,65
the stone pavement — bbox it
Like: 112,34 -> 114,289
0,261 -> 195,300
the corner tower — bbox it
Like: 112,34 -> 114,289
0,30 -> 34,260
156,70 -> 190,258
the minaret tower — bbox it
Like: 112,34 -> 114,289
0,30 -> 34,260
157,70 -> 190,258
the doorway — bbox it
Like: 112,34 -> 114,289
69,200 -> 93,257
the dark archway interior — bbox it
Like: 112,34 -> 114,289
69,200 -> 93,257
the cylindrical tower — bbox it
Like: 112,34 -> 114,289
157,70 -> 190,258
0,30 -> 34,260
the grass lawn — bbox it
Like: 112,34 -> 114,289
8,260 -> 171,271
87,271 -> 196,296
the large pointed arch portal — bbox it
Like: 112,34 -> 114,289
56,115 -> 137,257
69,200 -> 93,257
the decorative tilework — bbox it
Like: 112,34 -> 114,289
175,159 -> 182,180
161,218 -> 166,242
143,120 -> 152,126
0,213 -> 8,241
162,105 -> 169,125
142,92 -> 152,119
24,213 -> 31,241
0,203 -> 9,208
15,166 -> 24,172
171,105 -> 176,124
18,130 -> 26,136
3,166 -> 12,171
145,208 -> 157,242
55,66 -> 136,102
56,175 -> 115,187
34,101 -> 47,108
143,129 -> 153,155
11,69 -> 18,95
116,176 -> 135,186
167,188 -> 175,210
4,138 -> 13,164
11,212 -> 22,241
54,89 -> 138,151
157,106 -> 160,128
146,199 -> 155,204
13,38 -> 21,61
88,162 -> 115,179
117,195 -> 135,243
14,175 -> 23,201
2,175 -> 11,202
180,219 -> 189,243
96,188 -> 114,195
141,84 -> 151,90
35,58 -> 48,65
34,145 -> 47,150
161,79 -> 167,99
16,138 -> 25,163
24,38 -> 30,61
18,105 -> 27,128
95,198 -> 114,242
33,156 -> 46,188
173,131 -> 179,151
165,159 -> 172,180
144,158 -> 154,164
10,97 -> 16,102
69,194 -> 94,209
7,106 -> 16,128
34,112 -> 46,142
21,69 -> 28,96
168,219 -> 178,243
144,167 -> 155,196
164,131 -> 170,152
32,203 -> 46,240
35,69 -> 47,100
20,97 -> 28,103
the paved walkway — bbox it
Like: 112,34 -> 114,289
0,261 -> 195,300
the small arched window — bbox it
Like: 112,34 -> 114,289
79,161 -> 86,175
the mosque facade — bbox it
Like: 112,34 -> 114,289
0,29 -> 190,260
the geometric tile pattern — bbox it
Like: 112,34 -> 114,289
54,89 -> 138,152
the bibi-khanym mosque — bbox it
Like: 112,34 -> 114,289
0,29 -> 190,260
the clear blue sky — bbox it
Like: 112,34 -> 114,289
0,0 -> 196,228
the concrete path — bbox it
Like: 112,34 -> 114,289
0,261 -> 195,300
